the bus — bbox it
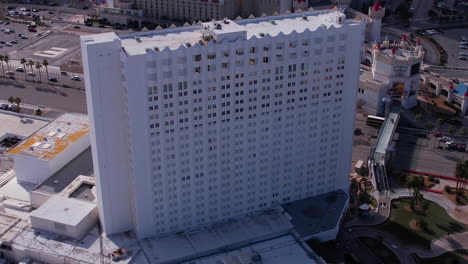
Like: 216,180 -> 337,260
366,115 -> 385,127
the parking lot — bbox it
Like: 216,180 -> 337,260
429,28 -> 468,67
9,30 -> 81,67
0,20 -> 48,53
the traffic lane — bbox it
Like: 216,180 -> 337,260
336,229 -> 384,264
393,139 -> 466,176
6,69 -> 84,89
0,78 -> 87,113
431,29 -> 468,68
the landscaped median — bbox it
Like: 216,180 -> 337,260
377,199 -> 466,249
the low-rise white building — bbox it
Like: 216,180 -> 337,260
7,114 -> 90,185
29,196 -> 98,239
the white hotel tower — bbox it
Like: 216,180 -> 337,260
81,11 -> 365,239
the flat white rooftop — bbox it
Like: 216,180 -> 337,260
7,113 -> 89,161
0,113 -> 48,141
184,235 -> 317,264
30,196 -> 96,226
96,10 -> 357,55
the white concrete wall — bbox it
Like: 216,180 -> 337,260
81,33 -> 134,236
30,206 -> 98,239
14,154 -> 50,185
29,190 -> 53,209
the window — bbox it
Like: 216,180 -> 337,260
249,59 -> 256,65
221,63 -> 229,69
207,53 -> 216,60
194,54 -> 201,61
194,67 -> 201,73
250,47 -> 256,53
263,57 -> 269,63
236,49 -> 244,55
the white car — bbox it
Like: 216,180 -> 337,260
5,42 -> 12,47
460,52 -> 468,56
71,76 -> 81,81
27,72 -> 35,76
460,45 -> 468,50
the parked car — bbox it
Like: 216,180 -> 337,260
15,67 -> 24,72
0,104 -> 8,110
60,71 -> 68,76
439,136 -> 453,143
73,25 -> 81,29
8,105 -> 18,112
460,52 -> 468,56
48,77 -> 57,82
460,45 -> 468,50
27,72 -> 35,76
10,40 -> 17,44
6,71 -> 14,75
460,56 -> 468,61
5,42 -> 12,46
0,41 -> 5,44
27,28 -> 36,32
20,34 -> 28,39
433,132 -> 442,137
71,76 -> 80,81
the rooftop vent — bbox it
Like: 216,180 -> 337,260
154,47 -> 159,51
135,36 -> 142,43
223,18 -> 230,24
302,16 -> 308,20
270,20 -> 276,25
215,23 -> 222,30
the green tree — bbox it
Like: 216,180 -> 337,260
460,127 -> 468,136
415,113 -> 423,124
20,58 -> 27,80
454,160 -> 468,195
4,55 -> 10,73
449,126 -> 457,136
27,60 -> 35,82
0,55 -> 4,77
425,121 -> 434,146
437,118 -> 444,131
7,96 -> 14,104
42,60 -> 49,82
35,62 -> 42,82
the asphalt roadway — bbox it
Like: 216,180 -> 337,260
0,77 -> 86,113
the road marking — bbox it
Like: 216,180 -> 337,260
34,47 -> 68,58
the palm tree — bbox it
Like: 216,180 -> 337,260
454,161 -> 467,195
35,62 -> 42,82
449,126 -> 457,136
437,118 -> 444,131
28,60 -> 34,82
460,127 -> 467,137
415,113 -> 423,124
20,58 -> 27,80
4,55 -> 10,73
13,97 -> 21,106
0,55 -> 4,77
42,60 -> 49,82
425,121 -> 434,147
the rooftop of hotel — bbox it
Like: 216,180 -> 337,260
7,113 -> 89,161
30,196 -> 96,226
1,207 -> 305,264
81,10 -> 360,55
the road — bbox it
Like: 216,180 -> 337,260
0,77 -> 87,113
335,229 -> 385,264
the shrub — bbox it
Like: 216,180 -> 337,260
35,109 -> 42,116
428,175 -> 435,182
434,178 -> 440,184
444,185 -> 452,193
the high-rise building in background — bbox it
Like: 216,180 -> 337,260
81,10 -> 365,239
101,0 -> 311,25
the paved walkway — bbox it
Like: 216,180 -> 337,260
345,188 -> 468,262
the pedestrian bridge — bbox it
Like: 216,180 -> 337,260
369,104 -> 401,195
